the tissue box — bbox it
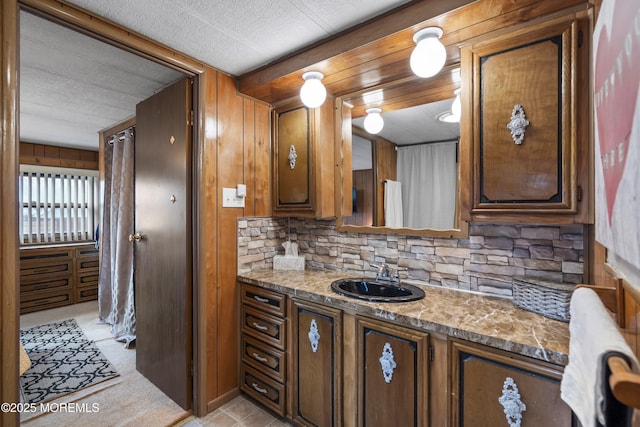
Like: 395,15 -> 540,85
512,276 -> 575,322
273,255 -> 305,271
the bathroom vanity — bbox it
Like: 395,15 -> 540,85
238,269 -> 572,426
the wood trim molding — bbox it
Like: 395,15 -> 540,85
1,0 -> 20,424
19,142 -> 99,170
239,0 -> 475,91
19,0 -> 207,75
11,0 -> 209,417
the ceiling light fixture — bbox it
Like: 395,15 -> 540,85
438,111 -> 459,123
299,71 -> 327,108
410,27 -> 446,78
364,108 -> 384,134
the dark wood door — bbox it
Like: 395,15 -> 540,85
357,317 -> 429,427
290,299 -> 342,427
134,77 -> 192,409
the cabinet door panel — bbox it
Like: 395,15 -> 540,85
450,339 -> 572,427
277,107 -> 310,205
481,38 -> 561,202
356,317 -> 429,427
290,299 -> 342,427
466,15 -> 588,220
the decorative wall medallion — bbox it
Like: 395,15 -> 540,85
498,377 -> 527,427
288,145 -> 297,169
506,104 -> 530,145
170,135 -> 175,145
308,319 -> 320,353
379,342 -> 397,384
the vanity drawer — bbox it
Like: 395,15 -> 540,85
242,305 -> 286,350
241,364 -> 285,417
241,335 -> 286,383
241,284 -> 287,317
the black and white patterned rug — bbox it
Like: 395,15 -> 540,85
19,318 -> 118,404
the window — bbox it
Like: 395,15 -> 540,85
19,166 -> 99,244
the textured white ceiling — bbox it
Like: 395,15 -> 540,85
19,0 -> 445,151
64,0 -> 412,75
352,98 -> 460,146
20,11 -> 184,149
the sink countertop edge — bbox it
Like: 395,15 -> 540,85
238,269 -> 569,366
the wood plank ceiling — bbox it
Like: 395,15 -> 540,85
237,0 -> 590,116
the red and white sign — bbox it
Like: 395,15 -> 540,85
594,0 -> 640,269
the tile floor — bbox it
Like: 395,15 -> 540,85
178,395 -> 293,427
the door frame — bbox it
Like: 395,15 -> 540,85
1,0 -> 209,419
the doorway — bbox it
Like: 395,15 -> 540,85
18,7 -> 197,413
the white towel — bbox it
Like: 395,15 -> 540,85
384,180 -> 403,228
560,287 -> 640,427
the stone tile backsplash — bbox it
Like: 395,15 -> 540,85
237,217 -> 584,297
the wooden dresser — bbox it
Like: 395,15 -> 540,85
19,243 -> 99,314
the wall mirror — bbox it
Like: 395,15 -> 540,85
337,66 -> 470,238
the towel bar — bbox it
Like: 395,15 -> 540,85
608,356 -> 640,410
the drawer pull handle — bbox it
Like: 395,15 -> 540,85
308,319 -> 320,353
253,295 -> 270,303
498,377 -> 526,427
251,382 -> 267,394
252,322 -> 268,331
379,342 -> 397,384
252,352 -> 268,363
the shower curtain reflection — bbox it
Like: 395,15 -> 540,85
397,141 -> 458,229
98,127 -> 136,348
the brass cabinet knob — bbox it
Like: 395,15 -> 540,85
128,232 -> 143,242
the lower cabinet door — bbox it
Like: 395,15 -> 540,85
356,316 -> 429,427
450,339 -> 572,427
289,298 -> 342,427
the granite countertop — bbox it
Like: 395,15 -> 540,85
238,269 -> 570,366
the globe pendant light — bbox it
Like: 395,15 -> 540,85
410,27 -> 446,78
364,108 -> 384,134
299,71 -> 327,108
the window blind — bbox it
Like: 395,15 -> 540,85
19,171 -> 99,244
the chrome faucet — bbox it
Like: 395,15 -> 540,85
371,263 -> 403,284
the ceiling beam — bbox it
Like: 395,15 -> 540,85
238,0 -> 476,95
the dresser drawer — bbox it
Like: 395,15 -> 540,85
242,305 -> 286,350
241,335 -> 286,383
20,289 -> 72,314
20,259 -> 73,281
241,283 -> 286,317
240,364 -> 285,417
75,256 -> 99,273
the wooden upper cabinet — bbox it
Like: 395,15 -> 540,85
462,12 -> 591,223
272,98 -> 336,218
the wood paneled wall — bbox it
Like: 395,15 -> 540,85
200,67 -> 271,408
344,169 -> 373,227
20,141 -> 98,170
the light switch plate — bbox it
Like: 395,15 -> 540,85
222,187 -> 245,208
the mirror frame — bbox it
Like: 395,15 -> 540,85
335,64 -> 471,238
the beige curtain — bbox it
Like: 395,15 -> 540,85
397,141 -> 458,229
99,127 -> 136,347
